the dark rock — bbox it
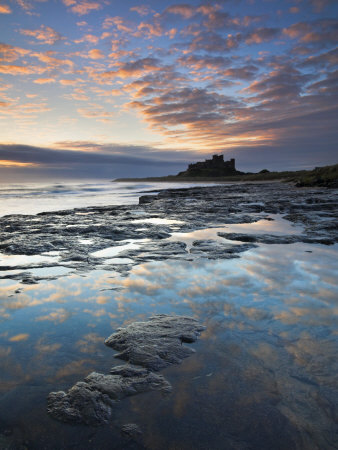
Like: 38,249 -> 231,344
47,367 -> 171,425
121,423 -> 142,438
104,314 -> 205,371
190,239 -> 256,258
218,233 -> 300,245
48,314 -> 205,425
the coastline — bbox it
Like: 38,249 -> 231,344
114,162 -> 338,187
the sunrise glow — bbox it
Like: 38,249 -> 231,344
0,0 -> 337,179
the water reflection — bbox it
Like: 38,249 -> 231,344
0,240 -> 337,448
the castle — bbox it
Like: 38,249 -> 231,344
178,154 -> 240,177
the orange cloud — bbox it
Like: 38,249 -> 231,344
20,25 -> 63,45
34,77 -> 56,84
87,48 -> 104,59
0,160 -> 39,167
0,43 -> 30,62
9,333 -> 30,342
34,52 -> 74,68
77,106 -> 114,121
0,64 -> 45,74
59,79 -> 80,85
74,33 -> 99,44
63,0 -> 102,16
0,4 -> 11,13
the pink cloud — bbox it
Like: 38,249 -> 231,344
245,27 -> 279,44
283,22 -> 311,39
165,4 -> 196,19
130,5 -> 153,16
136,21 -> 163,38
102,16 -> 134,33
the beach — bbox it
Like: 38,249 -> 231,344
0,181 -> 337,449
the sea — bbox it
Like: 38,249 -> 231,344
0,180 -> 337,449
0,180 -> 221,217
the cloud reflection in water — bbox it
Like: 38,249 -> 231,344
0,240 -> 336,448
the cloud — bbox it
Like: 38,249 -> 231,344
301,48 -> 338,68
130,5 -> 153,16
0,4 -> 11,13
35,308 -> 71,323
283,19 -> 338,47
74,33 -> 99,44
102,16 -> 134,32
59,78 -> 80,85
20,25 -> 63,45
245,27 -> 279,44
0,142 -> 196,167
0,100 -> 51,118
178,54 -> 231,71
101,57 -> 162,80
243,65 -> 313,100
136,21 -> 164,38
164,4 -> 196,19
224,65 -> 258,80
308,0 -> 333,12
77,106 -> 114,121
9,333 -> 30,342
186,31 -> 242,53
62,0 -> 102,15
87,48 -> 104,59
33,77 -> 56,83
0,63 -> 45,75
0,43 -> 30,62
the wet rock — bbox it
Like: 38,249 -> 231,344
47,366 -> 171,425
218,233 -> 300,245
121,423 -> 142,438
48,315 -> 205,425
1,183 -> 337,277
190,239 -> 256,258
120,241 -> 188,263
104,314 -> 206,371
218,232 -> 335,245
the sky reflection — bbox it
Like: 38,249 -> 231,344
0,238 -> 337,448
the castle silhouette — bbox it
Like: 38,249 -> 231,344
178,154 -> 240,177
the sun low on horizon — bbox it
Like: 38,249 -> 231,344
0,0 -> 337,180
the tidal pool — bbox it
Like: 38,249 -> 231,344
0,238 -> 337,449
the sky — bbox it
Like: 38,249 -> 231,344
0,0 -> 337,180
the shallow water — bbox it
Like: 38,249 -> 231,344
0,219 -> 337,449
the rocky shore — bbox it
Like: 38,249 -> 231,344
0,182 -> 337,284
